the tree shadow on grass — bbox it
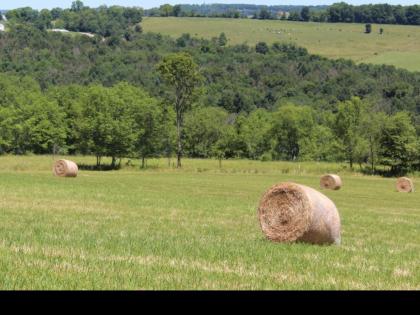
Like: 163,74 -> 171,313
77,163 -> 121,171
360,167 -> 411,178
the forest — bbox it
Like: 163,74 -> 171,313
144,4 -> 327,18
145,2 -> 420,26
0,3 -> 419,175
3,2 -> 143,36
5,2 -> 420,27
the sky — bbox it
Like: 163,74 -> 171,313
1,0 -> 419,10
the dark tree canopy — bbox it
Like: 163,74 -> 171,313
0,11 -> 419,174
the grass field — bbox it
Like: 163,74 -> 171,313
0,155 -> 419,289
142,17 -> 420,72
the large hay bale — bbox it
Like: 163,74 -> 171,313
258,182 -> 341,245
320,174 -> 342,190
53,159 -> 78,177
396,177 -> 414,193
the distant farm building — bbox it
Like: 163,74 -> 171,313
277,11 -> 290,19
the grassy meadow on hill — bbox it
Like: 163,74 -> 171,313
0,155 -> 418,289
142,17 -> 420,72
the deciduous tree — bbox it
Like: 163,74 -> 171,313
157,53 -> 202,168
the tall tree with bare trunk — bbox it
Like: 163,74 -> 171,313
157,52 -> 202,168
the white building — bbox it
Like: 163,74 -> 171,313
0,24 -> 5,32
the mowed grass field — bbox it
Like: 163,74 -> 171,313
142,17 -> 420,72
0,155 -> 419,289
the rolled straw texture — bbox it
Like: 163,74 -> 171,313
53,159 -> 78,177
320,174 -> 342,190
396,177 -> 414,193
258,182 -> 341,245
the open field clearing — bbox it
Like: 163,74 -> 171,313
0,156 -> 419,289
142,17 -> 420,72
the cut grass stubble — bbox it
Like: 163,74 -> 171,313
0,156 -> 418,289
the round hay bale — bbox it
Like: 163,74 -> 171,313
396,177 -> 414,193
320,174 -> 342,190
53,159 -> 78,177
257,182 -> 341,245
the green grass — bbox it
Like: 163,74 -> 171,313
363,51 -> 420,72
0,155 -> 419,289
142,17 -> 420,72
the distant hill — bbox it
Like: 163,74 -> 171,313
142,17 -> 420,72
145,3 -> 328,17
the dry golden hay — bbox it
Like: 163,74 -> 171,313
258,182 -> 341,245
53,159 -> 78,177
396,177 -> 414,193
320,174 -> 342,190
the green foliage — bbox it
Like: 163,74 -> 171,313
258,8 -> 273,20
77,83 -> 169,167
0,16 -> 419,175
270,104 -> 316,161
8,1 -> 420,40
335,97 -> 367,168
143,17 -> 420,72
2,22 -> 420,114
255,41 -> 269,54
327,2 -> 420,25
360,109 -> 387,173
300,7 -> 311,21
218,32 -> 227,47
0,75 -> 66,154
173,5 -> 182,17
157,52 -> 202,111
6,2 -> 143,37
379,112 -> 419,175
157,52 -> 202,167
78,84 -> 135,166
236,109 -> 273,160
159,4 -> 174,17
184,106 -> 229,158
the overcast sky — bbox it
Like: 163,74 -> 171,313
1,1 -> 419,10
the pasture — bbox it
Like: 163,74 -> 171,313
142,17 -> 420,72
0,155 -> 418,289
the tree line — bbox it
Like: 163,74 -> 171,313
322,2 -> 420,25
0,71 -> 418,175
144,4 -> 327,19
7,2 -> 420,28
0,12 -> 420,174
1,25 -> 420,117
145,2 -> 420,26
4,1 -> 143,36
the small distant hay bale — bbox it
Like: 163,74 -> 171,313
320,174 -> 342,190
396,177 -> 414,193
257,182 -> 341,245
53,159 -> 78,177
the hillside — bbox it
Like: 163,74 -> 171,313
1,8 -> 419,172
145,3 -> 328,17
142,17 -> 420,72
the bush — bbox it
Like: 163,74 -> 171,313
255,42 -> 269,54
